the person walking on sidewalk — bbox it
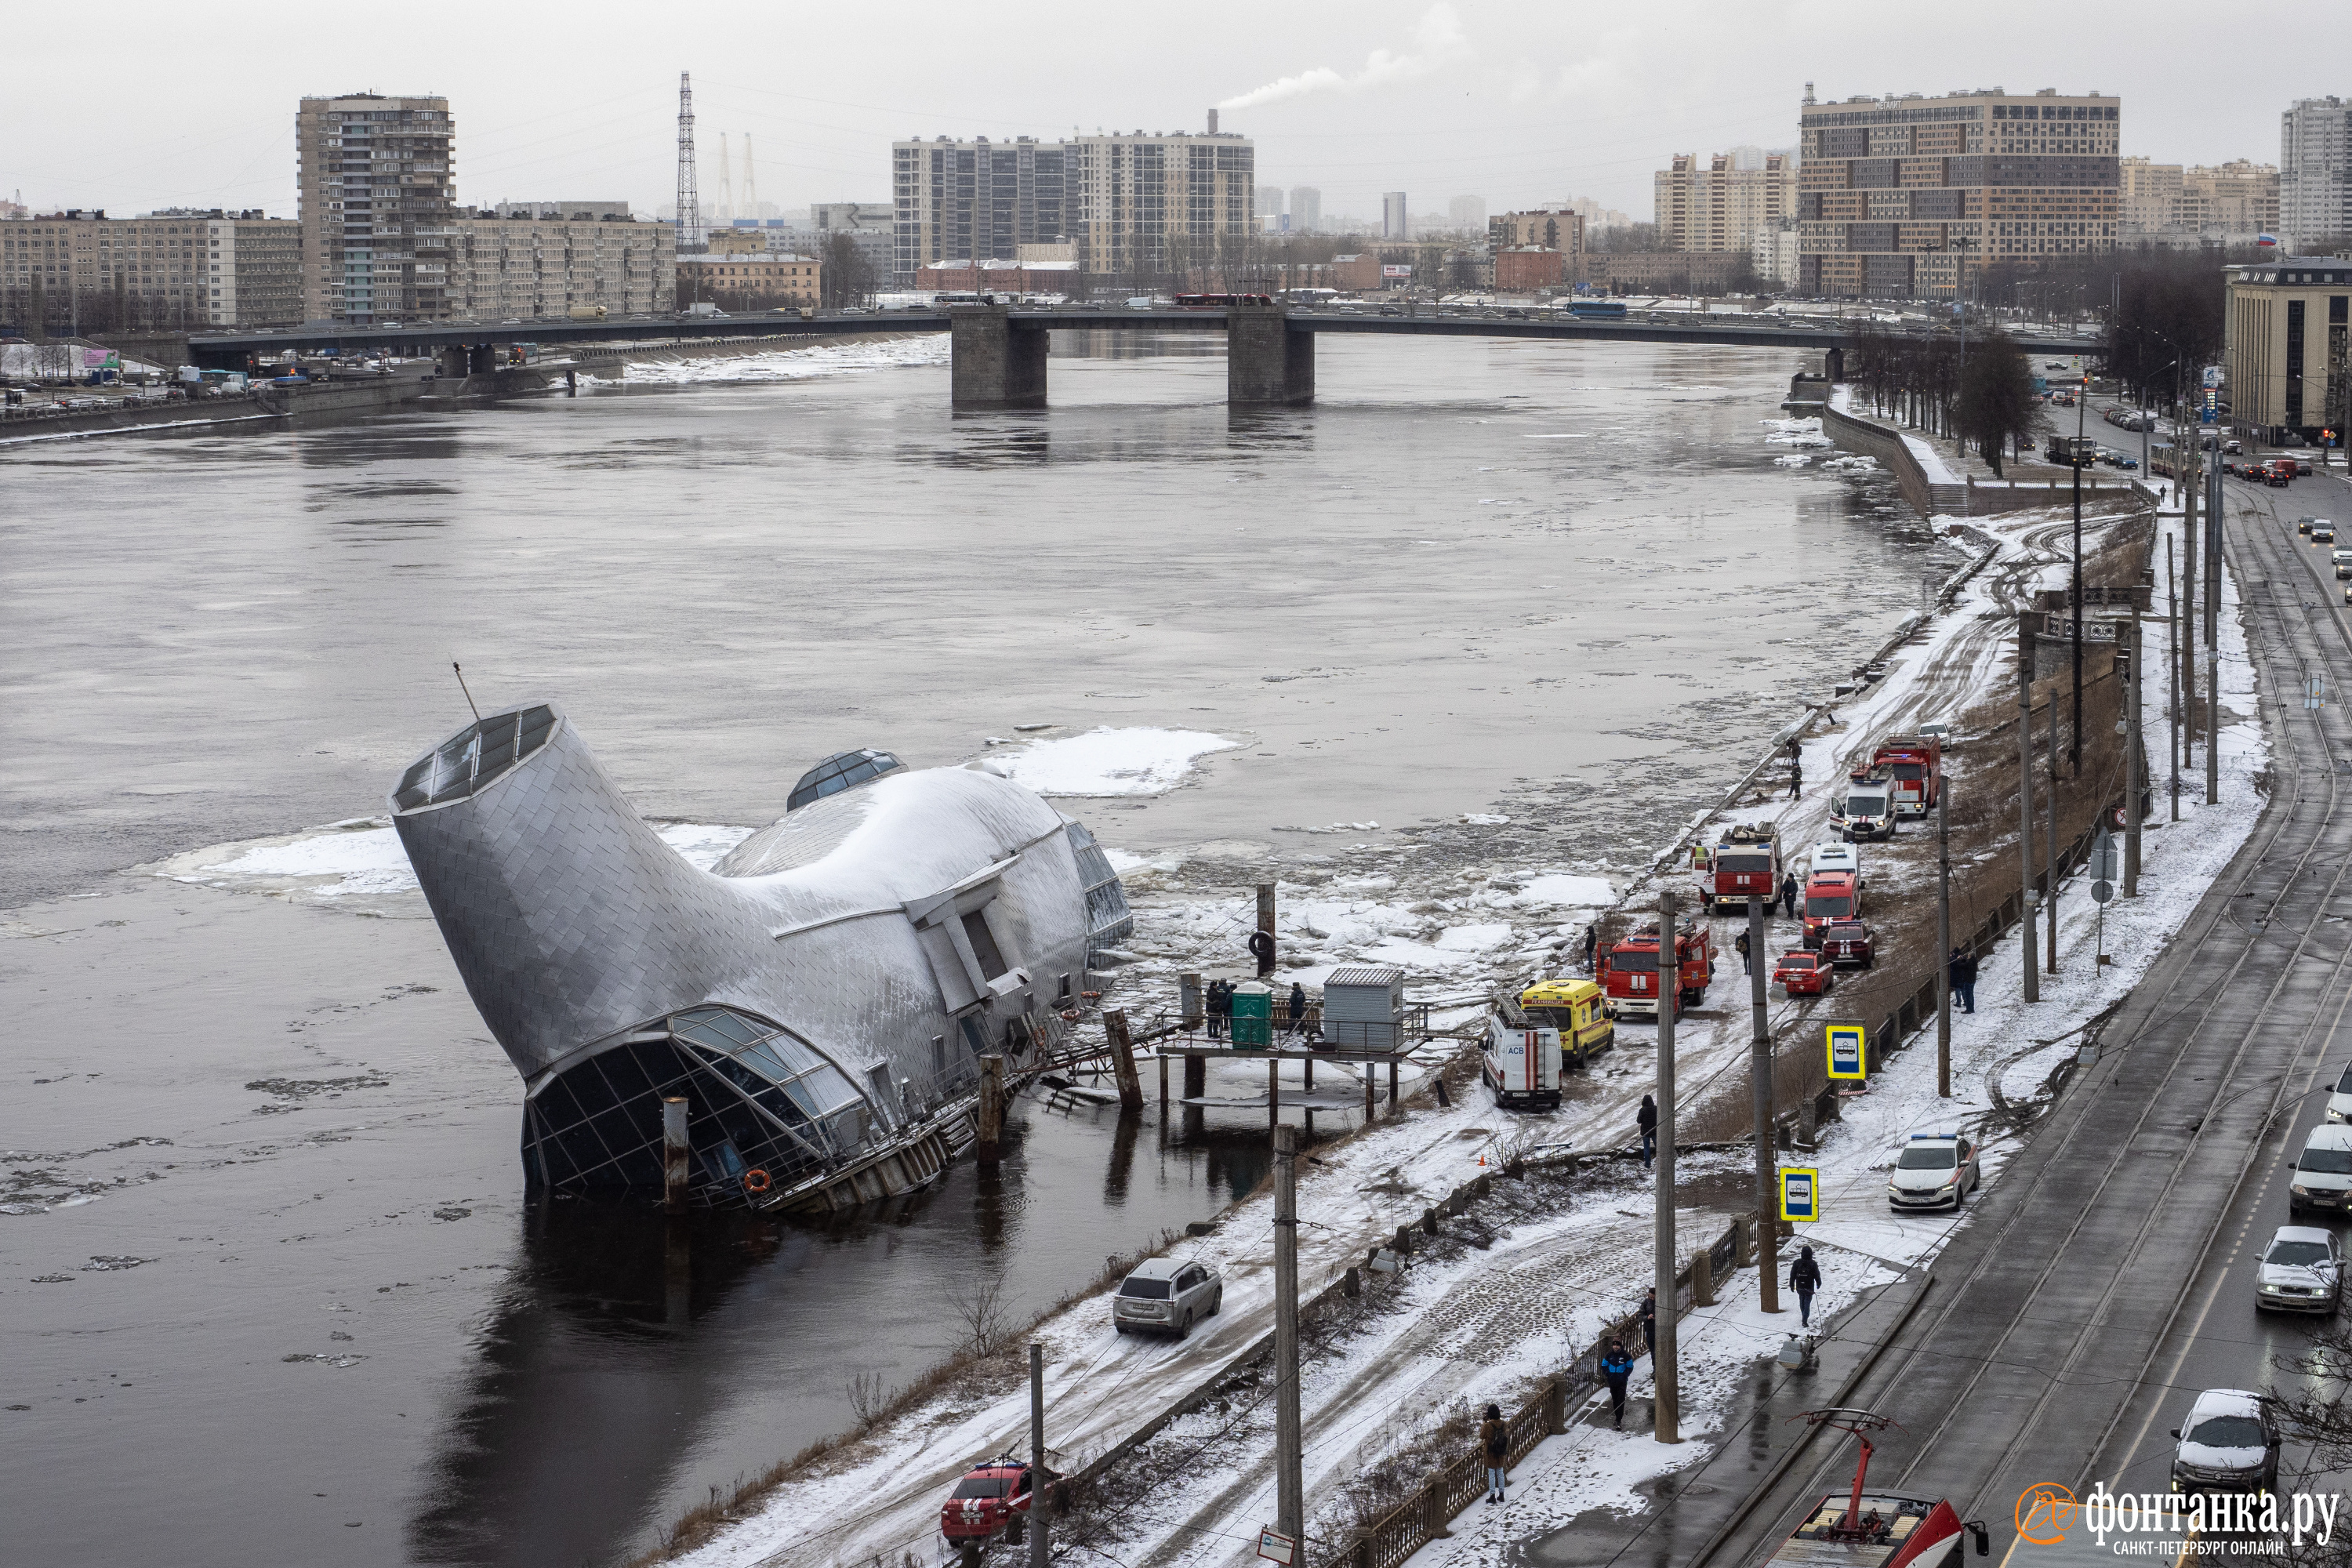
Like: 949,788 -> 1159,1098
1600,1338 -> 1636,1426
1948,946 -> 1977,1014
1640,1287 -> 1658,1359
1735,928 -> 1751,975
1637,1094 -> 1658,1171
1780,873 -> 1798,919
1479,1403 -> 1510,1503
1789,1245 -> 1823,1328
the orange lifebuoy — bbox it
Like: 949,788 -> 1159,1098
742,1168 -> 771,1193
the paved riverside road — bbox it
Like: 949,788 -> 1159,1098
1686,479 -> 2352,1566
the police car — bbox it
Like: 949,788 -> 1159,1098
1887,1130 -> 1980,1211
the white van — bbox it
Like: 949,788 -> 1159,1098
2288,1123 -> 2352,1217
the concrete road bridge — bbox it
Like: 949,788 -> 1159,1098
186,304 -> 2107,409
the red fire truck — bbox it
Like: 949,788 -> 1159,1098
1802,869 -> 1864,949
1870,735 -> 1943,820
1599,919 -> 1714,1022
1759,1410 -> 1987,1568
1700,823 -> 1782,912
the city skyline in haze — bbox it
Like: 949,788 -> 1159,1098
1,0 -> 2329,226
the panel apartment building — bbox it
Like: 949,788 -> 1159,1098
2281,97 -> 2351,253
298,93 -> 458,324
448,204 -> 674,318
1797,86 -> 2119,299
2119,158 -> 2278,249
891,127 -> 1253,287
0,209 -> 300,333
1654,151 -> 1797,254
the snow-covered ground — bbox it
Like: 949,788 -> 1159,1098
1399,502 -> 2266,1568
655,492 -> 2263,1568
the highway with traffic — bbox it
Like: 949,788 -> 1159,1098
1700,451 -> 2352,1566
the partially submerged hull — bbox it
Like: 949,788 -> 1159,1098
389,703 -> 1131,1208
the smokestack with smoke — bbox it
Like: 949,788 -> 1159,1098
1207,107 -> 1218,133
1216,4 -> 1469,111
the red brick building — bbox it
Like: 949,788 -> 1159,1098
1494,247 -> 1568,291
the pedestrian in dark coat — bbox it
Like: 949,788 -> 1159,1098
1287,980 -> 1309,1036
1735,929 -> 1751,975
1207,978 -> 1229,1039
1639,1287 -> 1658,1359
1788,760 -> 1803,800
1789,1245 -> 1823,1327
1636,1094 -> 1658,1171
1780,873 -> 1799,919
1948,947 -> 1977,1014
1584,924 -> 1599,973
1479,1403 -> 1510,1502
1599,1338 -> 1636,1425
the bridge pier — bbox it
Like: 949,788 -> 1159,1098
1227,304 -> 1313,407
950,306 -> 1049,409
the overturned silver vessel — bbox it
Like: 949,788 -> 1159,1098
389,702 -> 1131,1211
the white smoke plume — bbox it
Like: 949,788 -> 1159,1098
1218,5 -> 1472,111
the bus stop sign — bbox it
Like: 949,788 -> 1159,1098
1826,1025 -> 1866,1081
1779,1167 -> 1820,1222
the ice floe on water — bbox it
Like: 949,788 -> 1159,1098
150,818 -> 754,902
608,336 -> 948,386
995,726 -> 1238,797
1761,416 -> 1831,449
1819,454 -> 1879,475
1773,453 -> 1813,468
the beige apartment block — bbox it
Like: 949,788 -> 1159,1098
1488,209 -> 1584,255
0,210 -> 300,333
1798,86 -> 2118,299
1654,153 -> 1797,253
2121,157 -> 2278,247
298,93 -> 457,324
1067,130 -> 1254,281
2225,256 -> 2350,442
450,211 -> 673,319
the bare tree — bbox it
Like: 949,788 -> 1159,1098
949,1270 -> 1010,1359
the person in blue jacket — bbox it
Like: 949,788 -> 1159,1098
1599,1336 -> 1637,1426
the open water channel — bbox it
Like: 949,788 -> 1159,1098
0,330 -> 1947,1566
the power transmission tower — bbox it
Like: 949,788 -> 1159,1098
675,73 -> 704,256
743,134 -> 758,222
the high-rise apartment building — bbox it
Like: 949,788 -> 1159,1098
1655,152 -> 1798,253
2281,98 -> 2351,252
0,209 -> 301,332
1447,194 -> 1488,234
1382,192 -> 1409,239
890,137 -> 1069,285
1288,187 -> 1322,233
1066,130 -> 1254,281
1255,185 -> 1286,220
1798,85 -> 2118,299
298,93 -> 457,324
2119,158 -> 2278,247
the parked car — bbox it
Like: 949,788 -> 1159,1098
1820,920 -> 1877,969
1112,1257 -> 1222,1337
2254,1225 -> 2342,1313
940,1457 -> 1040,1545
1772,950 -> 1832,996
2290,1123 -> 2352,1215
2169,1389 -> 2278,1494
1887,1129 -> 1980,1210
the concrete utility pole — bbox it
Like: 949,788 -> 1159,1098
2182,456 -> 2199,743
1653,887 -> 1680,1444
2071,376 -> 2086,775
2206,463 -> 2222,806
2020,632 -> 2041,1003
1029,1343 -> 1049,1568
1936,779 -> 1952,1098
1748,895 -> 1779,1315
2125,608 -> 2143,897
2046,687 -> 2061,975
2168,540 -> 2181,822
1272,1124 -> 1303,1542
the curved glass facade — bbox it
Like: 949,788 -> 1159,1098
394,704 -> 556,811
786,749 -> 903,811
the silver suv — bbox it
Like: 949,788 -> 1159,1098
1112,1258 -> 1222,1338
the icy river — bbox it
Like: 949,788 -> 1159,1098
0,331 -> 1953,1566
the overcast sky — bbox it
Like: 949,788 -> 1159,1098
4,1 -> 2336,224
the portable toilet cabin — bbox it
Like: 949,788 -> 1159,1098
1319,964 -> 1406,1050
1229,982 -> 1274,1047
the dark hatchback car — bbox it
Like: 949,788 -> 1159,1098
1820,920 -> 1877,969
